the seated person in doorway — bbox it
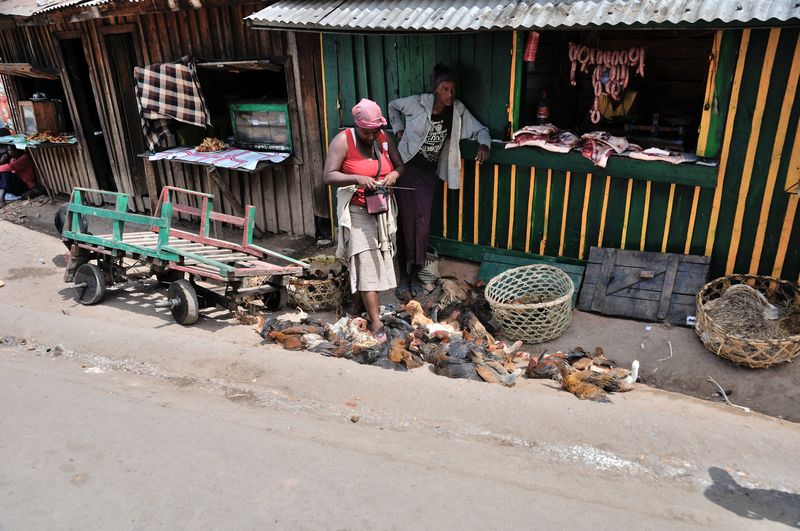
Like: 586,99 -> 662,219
388,63 -> 491,299
0,147 -> 35,208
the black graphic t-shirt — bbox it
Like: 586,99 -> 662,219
413,106 -> 453,169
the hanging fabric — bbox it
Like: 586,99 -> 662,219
134,61 -> 211,150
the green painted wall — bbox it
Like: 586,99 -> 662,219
322,28 -> 800,282
322,32 -> 514,139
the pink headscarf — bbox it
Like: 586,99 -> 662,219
352,98 -> 387,129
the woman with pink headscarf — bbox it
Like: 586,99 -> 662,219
324,98 -> 405,343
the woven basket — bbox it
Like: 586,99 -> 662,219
484,264 -> 574,344
287,275 -> 348,311
286,255 -> 348,311
695,274 -> 800,368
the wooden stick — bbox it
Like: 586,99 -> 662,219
706,376 -> 751,413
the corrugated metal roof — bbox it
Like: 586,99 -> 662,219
0,0 -> 61,17
247,0 -> 800,32
0,0 -> 140,17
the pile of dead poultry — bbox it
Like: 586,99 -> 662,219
256,277 -> 640,398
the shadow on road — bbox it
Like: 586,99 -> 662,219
705,467 -> 800,528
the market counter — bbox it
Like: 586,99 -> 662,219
427,140 -> 722,266
459,140 -> 718,188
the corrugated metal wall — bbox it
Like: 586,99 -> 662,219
322,28 -> 800,282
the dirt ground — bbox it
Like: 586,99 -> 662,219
2,195 -> 798,423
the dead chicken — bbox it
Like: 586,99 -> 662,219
405,300 -> 434,327
525,351 -> 565,379
557,360 -> 609,401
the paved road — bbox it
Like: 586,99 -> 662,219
2,347 -> 798,531
2,218 -> 800,530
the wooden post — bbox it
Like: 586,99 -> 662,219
143,158 -> 159,214
206,165 -> 265,239
204,166 -> 223,239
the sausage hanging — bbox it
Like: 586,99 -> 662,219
568,42 -> 646,124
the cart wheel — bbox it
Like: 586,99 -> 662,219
74,263 -> 106,305
263,290 -> 282,311
168,279 -> 199,325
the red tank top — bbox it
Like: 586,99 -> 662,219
342,128 -> 393,207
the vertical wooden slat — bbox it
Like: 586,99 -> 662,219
705,29 -> 751,256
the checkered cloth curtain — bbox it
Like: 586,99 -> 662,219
134,62 -> 211,150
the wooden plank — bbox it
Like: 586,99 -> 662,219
590,248 -> 616,312
657,255 -> 681,320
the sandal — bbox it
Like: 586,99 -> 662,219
373,328 -> 388,344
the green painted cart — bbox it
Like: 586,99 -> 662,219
61,186 -> 307,324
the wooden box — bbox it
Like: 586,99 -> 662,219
18,99 -> 65,134
578,247 -> 710,326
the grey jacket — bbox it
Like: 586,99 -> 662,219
388,93 -> 491,189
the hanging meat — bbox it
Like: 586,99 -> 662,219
568,42 -> 646,124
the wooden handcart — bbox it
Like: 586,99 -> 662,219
61,186 -> 307,324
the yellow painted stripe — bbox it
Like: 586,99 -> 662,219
508,31 -> 518,126
705,29 -> 751,257
558,171 -> 571,256
457,162 -> 465,241
490,164 -> 499,247
772,195 -> 798,277
507,165 -> 517,250
640,180 -> 651,251
684,186 -> 701,255
578,173 -> 592,259
442,180 -> 448,239
725,28 -> 781,274
749,35 -> 800,273
661,183 -> 677,253
697,31 -> 723,156
525,167 -> 536,253
597,175 -> 611,247
772,120 -> 800,277
539,169 -> 552,255
619,178 -> 633,250
473,161 -> 480,244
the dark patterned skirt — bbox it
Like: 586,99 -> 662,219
394,158 -> 439,266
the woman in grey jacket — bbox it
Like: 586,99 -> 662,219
388,63 -> 491,298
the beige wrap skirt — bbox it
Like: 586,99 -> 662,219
347,204 -> 397,293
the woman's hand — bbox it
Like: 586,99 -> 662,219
353,174 -> 377,190
381,170 -> 399,187
476,144 -> 490,164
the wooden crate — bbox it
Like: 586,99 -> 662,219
18,99 -> 65,134
578,247 -> 710,325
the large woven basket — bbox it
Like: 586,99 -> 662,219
484,264 -> 574,343
695,274 -> 800,368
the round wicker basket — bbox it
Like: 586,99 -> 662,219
286,255 -> 349,311
695,274 -> 800,368
484,264 -> 574,344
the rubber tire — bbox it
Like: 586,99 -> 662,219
74,263 -> 106,305
55,203 -> 89,236
168,279 -> 199,325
